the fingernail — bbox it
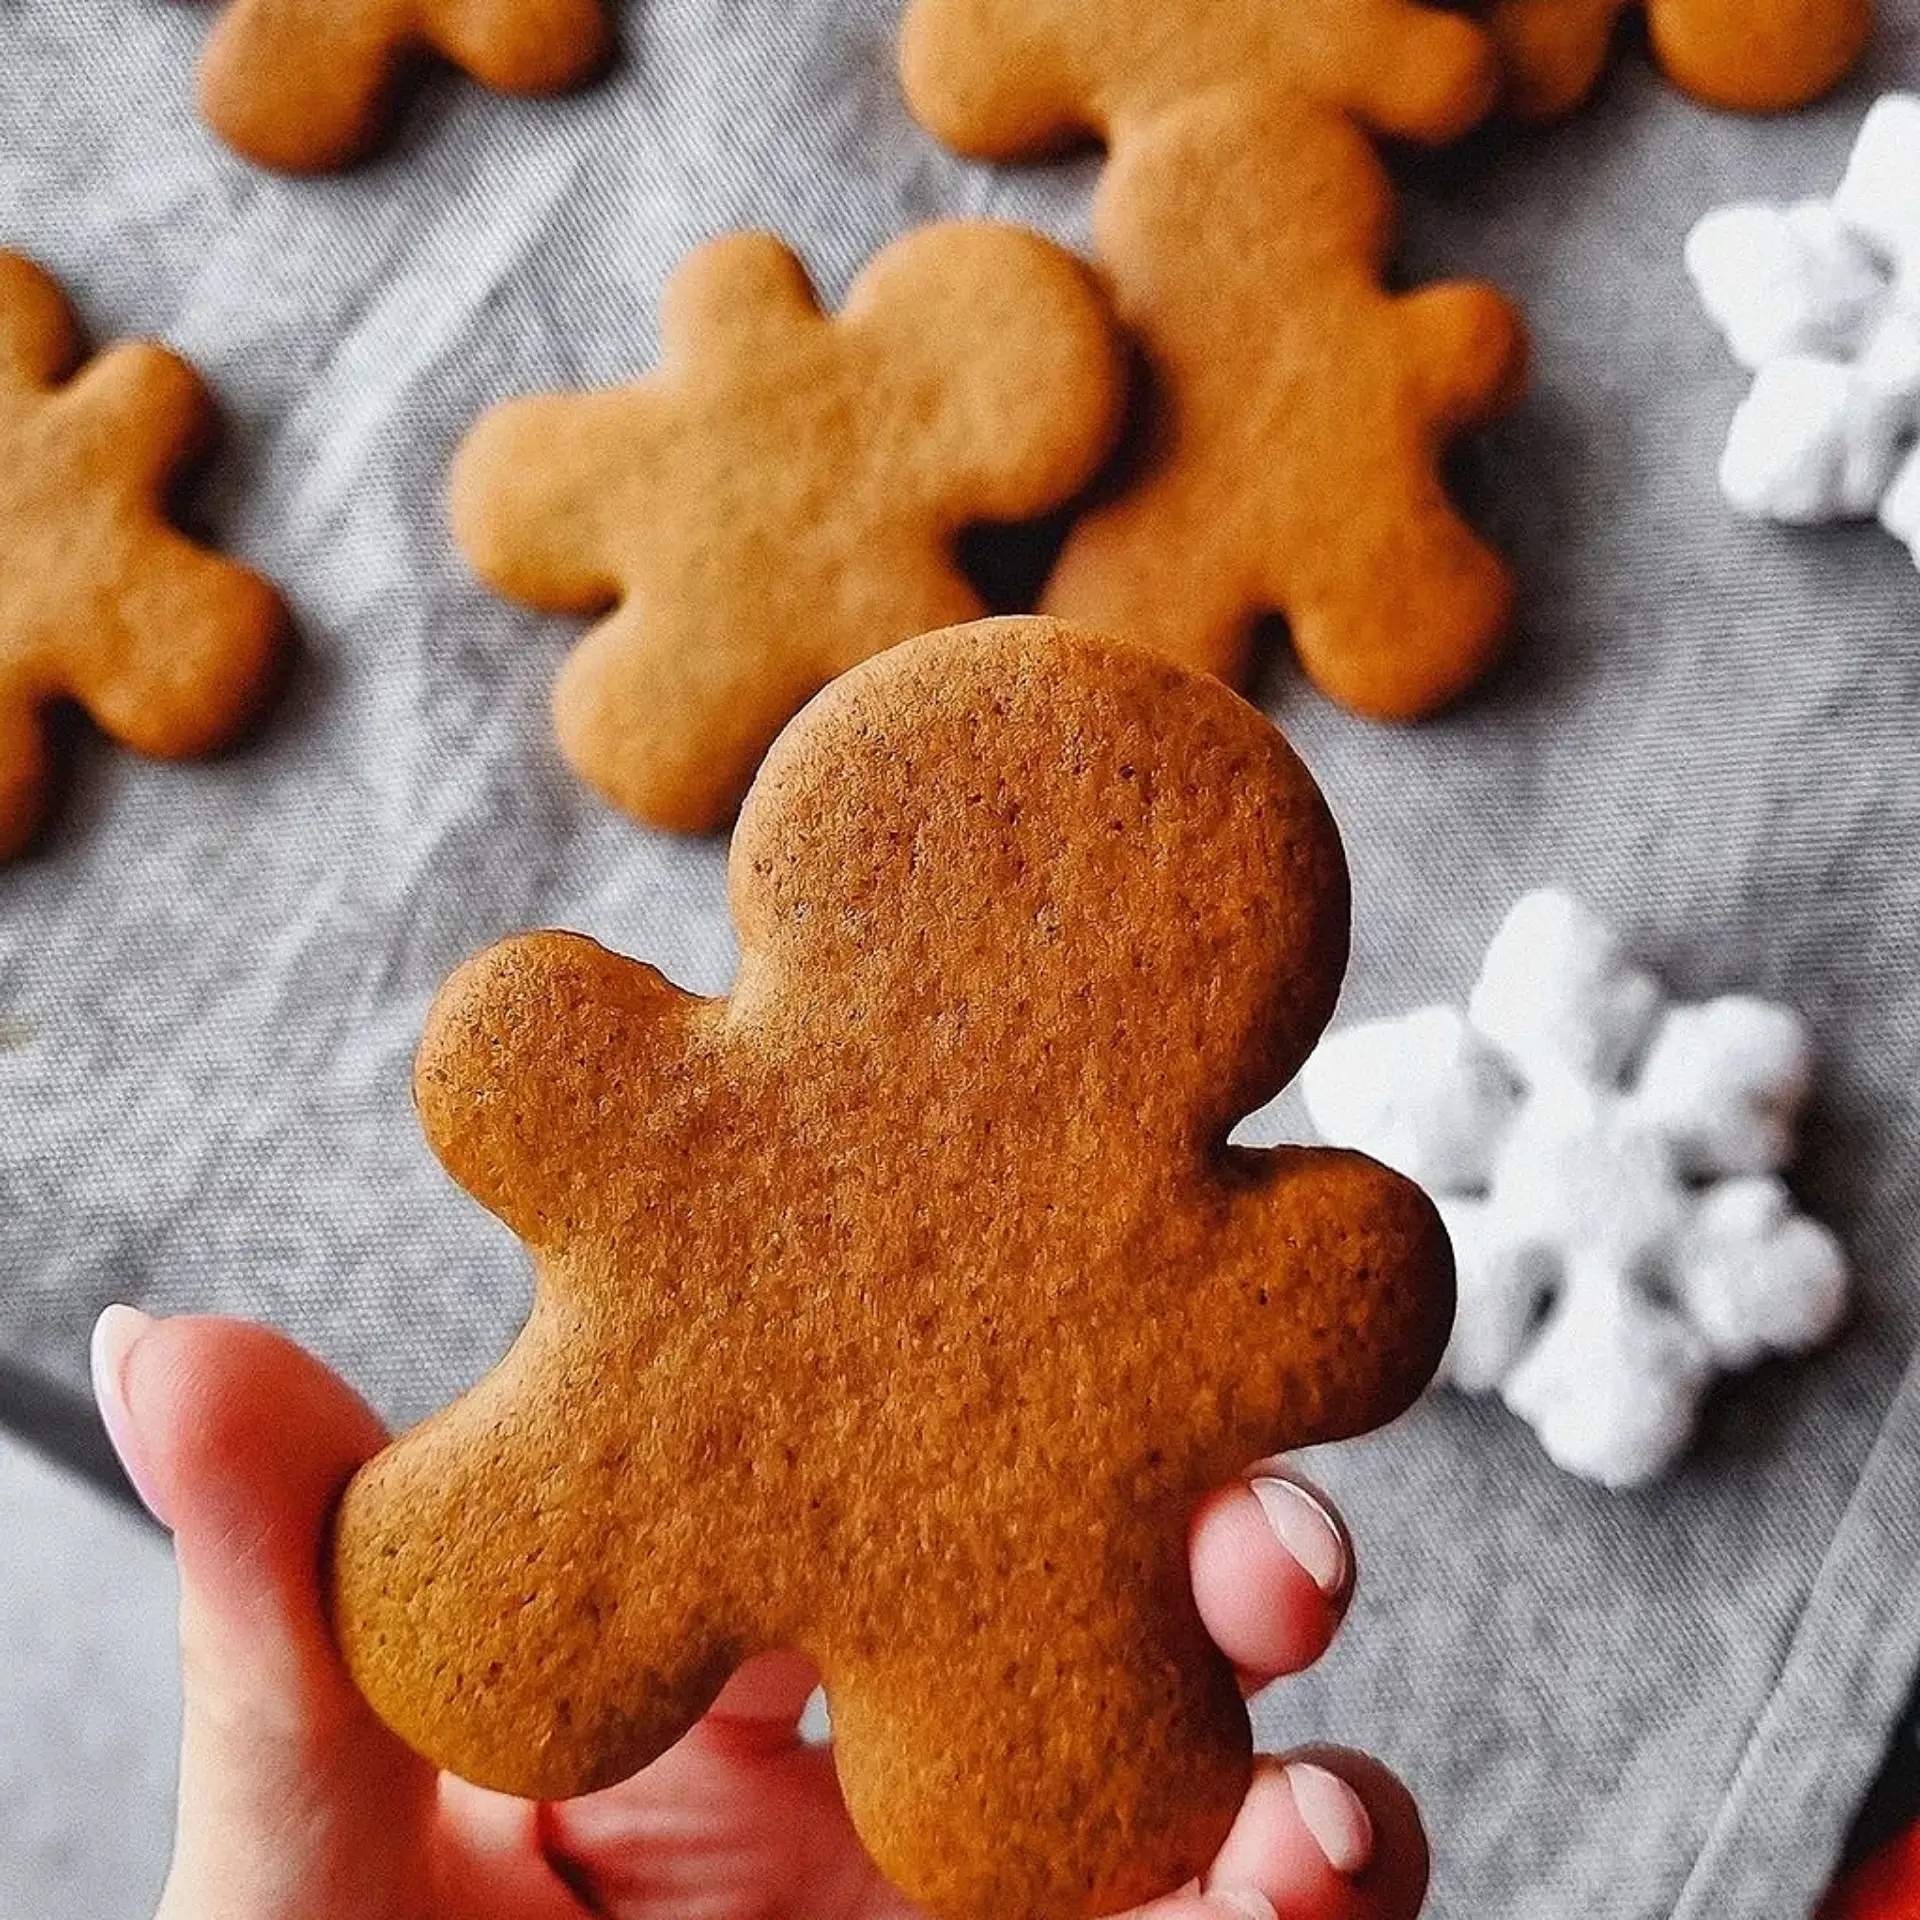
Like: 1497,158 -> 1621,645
1286,1762 -> 1374,1879
1203,1891 -> 1277,1920
1248,1471 -> 1350,1604
90,1305 -> 166,1525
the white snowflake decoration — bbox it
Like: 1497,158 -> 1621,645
1301,891 -> 1847,1489
1686,93 -> 1920,563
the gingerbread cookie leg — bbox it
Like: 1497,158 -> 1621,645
552,603 -> 843,836
1489,0 -> 1627,119
42,345 -> 283,756
1645,0 -> 1871,113
71,536 -> 282,759
829,1573 -> 1247,1920
426,0 -> 614,94
1040,457 -> 1272,685
199,0 -> 414,173
0,694 -> 51,862
1492,0 -> 1871,117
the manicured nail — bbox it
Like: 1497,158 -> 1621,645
90,1305 -> 166,1524
1248,1470 -> 1351,1604
1203,1891 -> 1277,1920
1286,1762 -> 1374,1879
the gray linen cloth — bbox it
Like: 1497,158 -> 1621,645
4,4 -> 1919,1914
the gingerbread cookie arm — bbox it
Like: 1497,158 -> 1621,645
844,223 -> 1125,530
1400,280 -> 1532,434
451,388 -> 657,613
333,1307 -> 748,1801
0,254 -> 80,387
656,232 -> 824,370
422,0 -> 612,95
898,0 -> 1094,158
415,933 -> 701,1249
1188,1147 -> 1455,1457
198,0 -> 412,173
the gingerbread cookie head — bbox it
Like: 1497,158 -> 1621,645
901,0 -> 1500,156
329,616 -> 1454,1920
451,224 -> 1124,835
1489,0 -> 1870,119
0,253 -> 285,861
198,0 -> 613,172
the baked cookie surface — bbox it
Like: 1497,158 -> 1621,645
1489,0 -> 1872,118
197,0 -> 613,171
0,253 -> 285,861
330,617 -> 1454,1920
901,0 -> 1527,719
452,226 -> 1125,834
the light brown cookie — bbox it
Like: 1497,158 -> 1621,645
329,617 -> 1455,1920
450,225 -> 1125,834
900,0 -> 1528,719
1047,94 -> 1526,713
1488,0 -> 1871,119
197,0 -> 613,173
0,253 -> 286,861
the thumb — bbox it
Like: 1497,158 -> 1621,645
91,1309 -> 437,1920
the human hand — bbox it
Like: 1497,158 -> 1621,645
92,1307 -> 1429,1920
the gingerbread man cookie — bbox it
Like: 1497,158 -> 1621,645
0,254 -> 285,861
197,0 -> 613,172
1488,0 -> 1871,119
901,0 -> 1528,718
451,225 -> 1124,833
330,618 -> 1454,1920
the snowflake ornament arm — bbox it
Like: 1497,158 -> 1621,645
1687,94 -> 1920,557
1301,890 -> 1847,1488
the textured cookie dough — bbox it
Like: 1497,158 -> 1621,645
330,617 -> 1455,1920
1488,0 -> 1871,119
197,0 -> 613,172
901,0 -> 1528,719
452,225 -> 1125,834
0,253 -> 286,861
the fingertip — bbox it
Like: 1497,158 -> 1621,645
1206,1750 -> 1429,1920
1190,1464 -> 1351,1687
91,1304 -> 165,1522
119,1314 -> 386,1608
137,1320 -> 433,1916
